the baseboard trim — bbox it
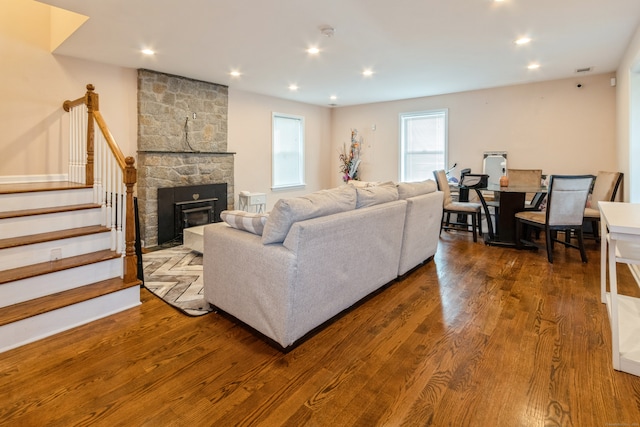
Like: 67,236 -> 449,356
0,174 -> 69,184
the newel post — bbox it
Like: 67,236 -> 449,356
124,156 -> 138,282
85,84 -> 98,186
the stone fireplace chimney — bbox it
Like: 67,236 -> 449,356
136,69 -> 235,247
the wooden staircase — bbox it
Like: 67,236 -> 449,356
0,181 -> 141,352
0,84 -> 141,352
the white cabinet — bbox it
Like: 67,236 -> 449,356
600,202 -> 640,376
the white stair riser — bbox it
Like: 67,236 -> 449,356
0,209 -> 102,239
0,233 -> 112,271
0,189 -> 94,212
0,258 -> 123,308
0,287 -> 140,354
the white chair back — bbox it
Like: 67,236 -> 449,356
434,170 -> 452,205
591,171 -> 622,209
546,175 -> 593,226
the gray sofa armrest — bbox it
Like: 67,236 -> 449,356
203,223 -> 296,343
398,191 -> 444,275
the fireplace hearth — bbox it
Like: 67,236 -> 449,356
157,183 -> 227,245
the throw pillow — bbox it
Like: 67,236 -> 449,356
221,210 -> 268,235
397,179 -> 437,199
355,181 -> 399,208
261,185 -> 357,244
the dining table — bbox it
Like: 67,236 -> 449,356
463,182 -> 547,247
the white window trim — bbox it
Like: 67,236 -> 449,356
399,108 -> 449,182
272,112 -> 306,190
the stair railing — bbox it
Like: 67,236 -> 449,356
63,84 -> 138,283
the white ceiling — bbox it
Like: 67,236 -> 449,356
39,0 -> 640,107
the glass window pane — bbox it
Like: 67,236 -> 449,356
273,113 -> 305,188
400,110 -> 447,182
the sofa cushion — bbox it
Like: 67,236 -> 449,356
262,185 -> 357,244
221,210 -> 269,235
356,181 -> 399,208
397,179 -> 437,199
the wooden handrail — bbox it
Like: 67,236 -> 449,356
63,84 -> 138,283
62,96 -> 86,112
94,111 -> 127,170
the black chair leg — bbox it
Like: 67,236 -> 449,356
545,227 -> 554,263
471,214 -> 477,242
592,219 -> 600,243
577,228 -> 588,263
515,219 -> 523,249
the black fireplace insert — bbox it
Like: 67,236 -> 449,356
157,183 -> 227,245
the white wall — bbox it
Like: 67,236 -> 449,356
2,0 -> 628,209
0,0 -> 137,179
228,89 -> 332,210
331,73 -> 616,188
1,0 -> 335,212
616,25 -> 640,202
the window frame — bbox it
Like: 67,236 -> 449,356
399,109 -> 448,183
271,112 -> 306,190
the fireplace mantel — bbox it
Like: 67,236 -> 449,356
137,151 -> 236,155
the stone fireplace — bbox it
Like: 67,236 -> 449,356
136,69 -> 234,247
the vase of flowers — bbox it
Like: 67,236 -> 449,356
339,129 -> 362,182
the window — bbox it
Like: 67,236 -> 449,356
400,109 -> 448,182
272,113 -> 305,189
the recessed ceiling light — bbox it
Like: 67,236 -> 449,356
362,69 -> 374,77
289,84 -> 299,91
528,63 -> 540,70
307,47 -> 320,55
141,48 -> 155,55
515,37 -> 531,45
330,95 -> 337,100
229,70 -> 241,77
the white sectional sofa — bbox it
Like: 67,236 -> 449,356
202,180 -> 443,350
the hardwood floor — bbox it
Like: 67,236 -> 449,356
1,231 -> 640,426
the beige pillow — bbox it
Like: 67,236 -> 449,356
397,180 -> 437,199
356,181 -> 399,208
221,210 -> 268,235
261,185 -> 357,244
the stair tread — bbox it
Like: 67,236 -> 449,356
0,225 -> 111,250
0,181 -> 91,195
0,249 -> 120,284
0,203 -> 101,220
0,277 -> 141,327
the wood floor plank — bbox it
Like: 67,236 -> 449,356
1,232 -> 640,426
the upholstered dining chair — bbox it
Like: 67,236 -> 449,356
507,168 -> 543,208
584,171 -> 623,242
515,175 -> 594,263
434,169 -> 483,242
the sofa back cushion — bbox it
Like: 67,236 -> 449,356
397,179 -> 437,200
262,185 -> 357,244
355,181 -> 399,208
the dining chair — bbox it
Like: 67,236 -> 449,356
506,168 -> 543,208
584,171 -> 623,242
433,169 -> 483,242
514,175 -> 594,263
